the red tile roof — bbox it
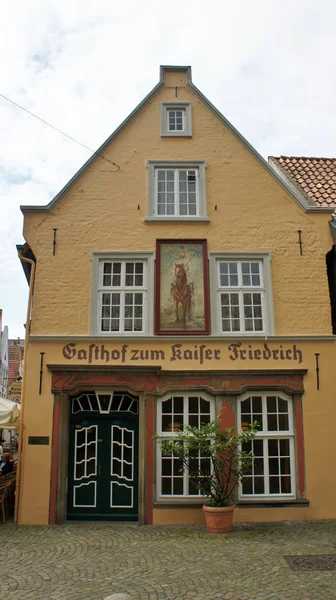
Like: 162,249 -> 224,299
8,345 -> 24,383
270,156 -> 336,207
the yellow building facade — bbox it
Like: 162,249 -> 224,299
17,66 -> 336,526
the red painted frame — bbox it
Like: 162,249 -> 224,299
49,396 -> 61,524
155,239 -> 210,335
295,399 -> 305,497
146,401 -> 154,525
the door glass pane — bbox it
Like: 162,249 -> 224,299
86,459 -> 96,476
112,459 -> 122,476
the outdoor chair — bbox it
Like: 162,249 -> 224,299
0,480 -> 11,524
0,470 -> 17,523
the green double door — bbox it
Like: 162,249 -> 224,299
67,414 -> 138,521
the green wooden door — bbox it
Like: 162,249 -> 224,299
67,414 -> 138,521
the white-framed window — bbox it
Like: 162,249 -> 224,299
238,392 -> 296,499
146,161 -> 209,221
160,103 -> 192,137
209,253 -> 275,335
156,168 -> 198,216
90,252 -> 154,335
156,393 -> 215,498
167,108 -> 185,132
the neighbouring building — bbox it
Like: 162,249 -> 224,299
7,339 -> 24,403
0,310 -> 9,400
268,156 -> 336,333
17,66 -> 336,526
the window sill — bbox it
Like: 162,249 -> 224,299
154,500 -> 205,508
154,499 -> 310,510
160,132 -> 192,138
144,216 -> 210,223
237,499 -> 310,508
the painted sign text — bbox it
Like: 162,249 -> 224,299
62,342 -> 303,365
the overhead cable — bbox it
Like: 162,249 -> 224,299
0,91 -> 120,169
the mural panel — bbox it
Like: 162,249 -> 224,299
155,239 -> 210,335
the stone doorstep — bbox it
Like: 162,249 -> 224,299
104,595 -> 131,600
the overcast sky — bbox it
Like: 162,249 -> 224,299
1,0 -> 336,338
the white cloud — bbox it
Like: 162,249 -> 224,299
1,0 -> 336,336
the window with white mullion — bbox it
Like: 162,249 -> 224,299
157,169 -> 175,216
99,260 -> 146,333
217,260 -> 265,333
155,169 -> 199,217
218,292 -> 241,332
239,393 -> 295,499
91,252 -> 153,336
157,394 -> 214,498
178,170 -> 198,216
168,109 -> 185,131
160,104 -> 192,137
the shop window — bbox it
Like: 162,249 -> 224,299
238,392 -> 296,499
156,393 -> 215,498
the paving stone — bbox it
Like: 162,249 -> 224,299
0,521 -> 336,599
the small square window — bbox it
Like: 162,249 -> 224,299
161,103 -> 192,137
168,109 -> 185,131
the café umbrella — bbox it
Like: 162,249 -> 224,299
0,397 -> 21,429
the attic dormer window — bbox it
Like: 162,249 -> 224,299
167,109 -> 185,132
160,103 -> 192,137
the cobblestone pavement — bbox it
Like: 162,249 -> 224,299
1,520 -> 336,600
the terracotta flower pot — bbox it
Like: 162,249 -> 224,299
202,504 -> 235,533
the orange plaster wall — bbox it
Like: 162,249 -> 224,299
22,71 -> 333,337
17,68 -> 336,526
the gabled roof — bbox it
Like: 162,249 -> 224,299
20,65 -> 335,215
269,156 -> 336,207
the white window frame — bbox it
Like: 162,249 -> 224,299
238,392 -> 296,500
146,160 -> 209,222
156,392 -> 215,500
209,253 -> 275,335
90,252 -> 155,335
160,102 -> 192,137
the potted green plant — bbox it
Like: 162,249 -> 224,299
156,415 -> 258,533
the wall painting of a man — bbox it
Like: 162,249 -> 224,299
155,239 -> 210,335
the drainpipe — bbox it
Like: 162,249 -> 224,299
14,250 -> 36,524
